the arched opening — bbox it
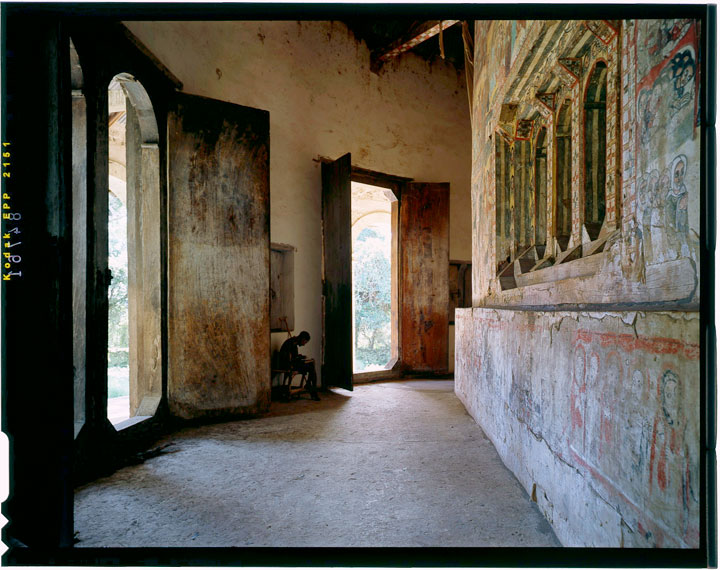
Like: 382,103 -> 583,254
554,100 -> 572,251
71,38 -> 87,438
107,76 -> 130,425
534,126 -> 548,252
107,73 -> 161,428
583,61 -> 607,241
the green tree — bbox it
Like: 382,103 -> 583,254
108,192 -> 129,367
108,266 -> 128,349
353,227 -> 391,371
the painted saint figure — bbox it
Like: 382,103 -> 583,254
666,155 -> 689,234
647,369 -> 698,544
663,155 -> 690,258
670,49 -> 696,112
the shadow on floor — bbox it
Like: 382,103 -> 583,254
264,387 -> 352,418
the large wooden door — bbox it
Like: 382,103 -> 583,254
400,182 -> 450,373
321,154 -> 353,390
168,93 -> 270,418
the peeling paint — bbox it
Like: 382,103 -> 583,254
456,308 -> 699,548
458,19 -> 700,547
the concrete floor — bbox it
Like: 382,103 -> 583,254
74,380 -> 560,548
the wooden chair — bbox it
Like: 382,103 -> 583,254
271,364 -> 309,402
270,316 -> 309,401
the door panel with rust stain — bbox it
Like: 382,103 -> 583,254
401,182 -> 450,373
168,92 -> 270,418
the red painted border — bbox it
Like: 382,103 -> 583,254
469,316 -> 699,361
575,330 -> 700,360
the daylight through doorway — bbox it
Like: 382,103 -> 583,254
107,77 -> 131,425
351,181 -> 396,373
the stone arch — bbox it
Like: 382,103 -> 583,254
114,73 -> 159,144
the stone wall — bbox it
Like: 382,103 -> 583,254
457,19 -> 702,547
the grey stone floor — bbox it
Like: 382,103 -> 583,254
74,380 -> 561,547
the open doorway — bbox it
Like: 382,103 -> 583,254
322,154 -> 449,386
107,76 -> 131,425
106,73 -> 162,428
351,181 -> 398,373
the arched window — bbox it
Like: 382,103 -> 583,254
107,73 -> 161,429
583,61 -> 607,240
555,100 -> 572,250
534,126 -> 548,252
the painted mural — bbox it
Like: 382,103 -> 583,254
636,154 -> 693,265
455,308 -> 701,548
636,19 -> 695,79
568,329 -> 700,547
461,17 -> 702,550
634,20 -> 700,270
471,20 -> 701,305
472,20 -> 532,297
484,20 -> 529,115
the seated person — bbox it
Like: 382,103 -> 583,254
279,330 -> 320,401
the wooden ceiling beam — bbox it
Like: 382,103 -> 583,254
372,20 -> 459,68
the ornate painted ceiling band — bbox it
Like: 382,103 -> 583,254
515,119 -> 534,141
536,92 -> 556,113
584,20 -> 619,46
557,57 -> 582,87
496,126 -> 515,146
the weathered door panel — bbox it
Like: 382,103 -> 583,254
321,154 -> 353,391
401,182 -> 450,373
168,92 -> 270,418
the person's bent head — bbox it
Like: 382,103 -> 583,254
297,331 -> 311,346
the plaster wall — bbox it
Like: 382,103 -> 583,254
455,308 -> 700,547
124,21 -> 472,377
455,18 -> 702,547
